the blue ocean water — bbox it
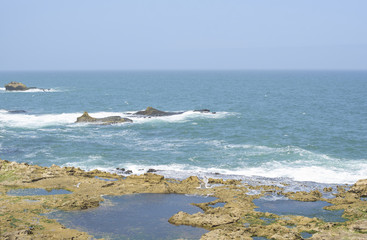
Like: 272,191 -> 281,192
0,71 -> 366,184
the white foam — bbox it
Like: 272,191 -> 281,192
126,110 -> 235,124
0,111 -> 81,128
0,110 -> 135,128
79,158 -> 367,184
0,110 -> 234,128
260,194 -> 289,201
0,88 -> 59,93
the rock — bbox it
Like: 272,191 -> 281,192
76,112 -> 133,124
349,179 -> 367,196
282,190 -> 322,202
133,107 -> 216,117
350,220 -> 367,232
134,107 -> 183,117
323,187 -> 333,192
182,176 -> 201,185
147,168 -> 157,173
194,109 -> 216,114
5,81 -> 29,91
7,110 -> 27,114
168,211 -> 240,228
194,109 -> 211,113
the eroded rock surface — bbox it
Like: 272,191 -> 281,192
1,159 -> 367,240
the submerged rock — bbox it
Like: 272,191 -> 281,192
7,110 -> 27,114
134,107 -> 183,117
5,81 -> 29,91
76,112 -> 133,124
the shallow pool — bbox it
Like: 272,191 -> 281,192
7,188 -> 72,196
47,193 -> 216,240
253,199 -> 346,222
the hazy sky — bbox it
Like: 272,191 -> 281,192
1,0 -> 367,71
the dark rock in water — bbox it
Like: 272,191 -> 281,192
5,81 -> 29,91
7,110 -> 27,114
147,168 -> 157,173
194,109 -> 216,114
116,168 -> 133,174
134,107 -> 183,117
194,109 -> 210,113
76,112 -> 133,124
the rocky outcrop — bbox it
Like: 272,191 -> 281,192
133,107 -> 216,117
76,112 -> 132,124
349,179 -> 367,196
5,81 -> 29,91
134,107 -> 183,117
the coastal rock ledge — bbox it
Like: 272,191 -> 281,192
1,159 -> 367,240
76,111 -> 133,124
5,81 -> 29,91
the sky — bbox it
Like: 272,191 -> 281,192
1,0 -> 367,71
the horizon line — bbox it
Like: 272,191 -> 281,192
1,68 -> 367,73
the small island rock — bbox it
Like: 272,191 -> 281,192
134,107 -> 183,117
76,112 -> 133,124
5,81 -> 29,91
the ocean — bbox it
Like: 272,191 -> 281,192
1,70 -> 366,185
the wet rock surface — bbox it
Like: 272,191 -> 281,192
1,159 -> 367,240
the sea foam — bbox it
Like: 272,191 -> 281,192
63,158 -> 367,185
0,110 -> 234,128
0,87 -> 59,93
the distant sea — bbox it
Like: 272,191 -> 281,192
1,71 -> 366,186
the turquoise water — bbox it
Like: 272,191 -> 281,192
1,71 -> 367,184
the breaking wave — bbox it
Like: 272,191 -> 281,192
63,157 -> 367,185
0,87 -> 59,93
0,110 -> 234,128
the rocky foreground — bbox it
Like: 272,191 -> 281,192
0,159 -> 366,240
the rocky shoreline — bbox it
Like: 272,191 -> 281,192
0,159 -> 366,239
